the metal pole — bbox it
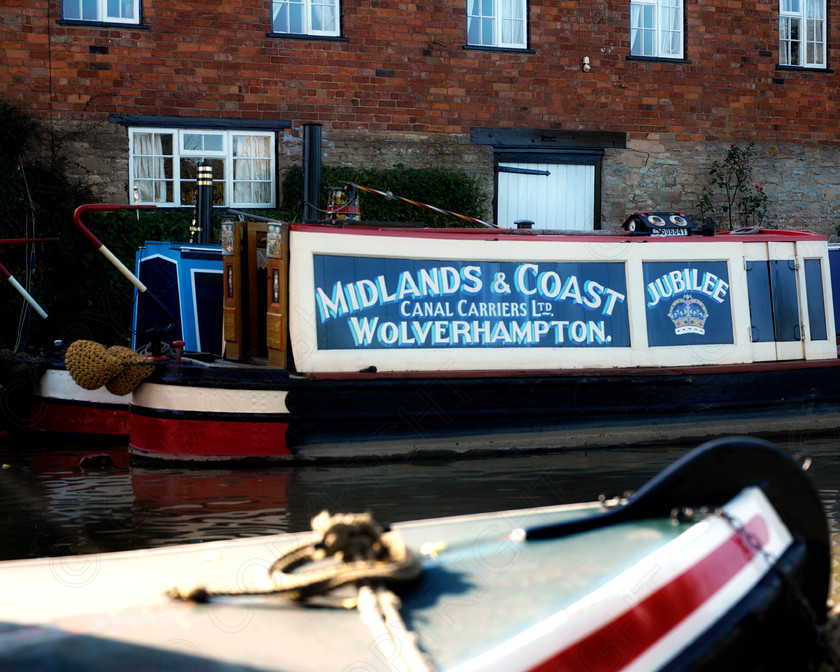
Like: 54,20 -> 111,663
196,161 -> 213,244
302,123 -> 322,223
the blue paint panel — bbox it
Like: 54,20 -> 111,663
829,248 -> 840,334
643,261 -> 733,347
746,260 -> 774,343
313,255 -> 630,350
133,242 -> 223,354
805,259 -> 827,341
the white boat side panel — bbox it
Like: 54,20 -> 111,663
448,487 -> 792,672
37,369 -> 128,405
132,382 -> 289,415
289,230 -> 802,373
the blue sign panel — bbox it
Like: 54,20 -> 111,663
313,255 -> 630,350
643,261 -> 733,347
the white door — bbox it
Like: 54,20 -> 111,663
497,162 -> 595,230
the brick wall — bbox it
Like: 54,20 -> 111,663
2,1 -> 839,233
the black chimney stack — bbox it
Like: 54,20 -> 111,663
302,123 -> 322,223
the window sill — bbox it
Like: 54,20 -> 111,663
462,45 -> 534,54
775,64 -> 833,73
266,32 -> 348,41
626,55 -> 691,64
57,19 -> 148,29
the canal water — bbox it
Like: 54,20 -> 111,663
0,431 -> 838,606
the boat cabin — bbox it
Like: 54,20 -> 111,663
208,215 -> 836,374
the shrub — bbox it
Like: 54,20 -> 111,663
278,164 -> 489,227
698,139 -> 770,230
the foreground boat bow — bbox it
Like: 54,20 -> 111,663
0,436 -> 831,671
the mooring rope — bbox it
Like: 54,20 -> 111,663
167,511 -> 431,671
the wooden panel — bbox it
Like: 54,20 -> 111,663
222,222 -> 243,361
266,223 -> 289,368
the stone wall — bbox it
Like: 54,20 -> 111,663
604,139 -> 840,237
49,119 -> 840,239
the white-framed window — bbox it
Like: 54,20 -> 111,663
779,0 -> 826,67
62,0 -> 140,24
129,128 -> 276,208
271,0 -> 340,36
630,0 -> 683,59
467,0 -> 527,49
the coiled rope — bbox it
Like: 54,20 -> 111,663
64,340 -> 155,396
168,511 -> 431,672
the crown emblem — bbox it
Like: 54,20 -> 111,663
667,295 -> 709,335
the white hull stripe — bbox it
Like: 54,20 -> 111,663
132,382 -> 289,415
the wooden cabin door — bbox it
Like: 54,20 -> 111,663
745,241 -> 804,361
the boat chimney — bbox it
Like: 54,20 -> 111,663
515,220 -> 534,230
195,161 -> 214,244
302,123 -> 322,223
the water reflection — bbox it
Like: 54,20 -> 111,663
1,434 -> 838,603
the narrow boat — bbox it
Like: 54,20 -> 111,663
122,211 -> 840,463
0,437 -> 832,671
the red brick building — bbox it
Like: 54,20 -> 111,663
2,0 -> 838,231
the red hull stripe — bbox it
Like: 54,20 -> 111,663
530,514 -> 769,672
29,400 -> 129,437
130,413 -> 292,458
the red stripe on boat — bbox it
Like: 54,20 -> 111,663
130,413 -> 292,458
531,514 -> 770,672
29,400 -> 129,437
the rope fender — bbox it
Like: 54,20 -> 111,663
64,340 -> 155,396
168,510 -> 423,603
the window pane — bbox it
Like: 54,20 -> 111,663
104,0 -> 136,20
204,134 -> 223,152
132,132 -> 174,205
482,17 -> 494,44
181,158 -> 225,206
183,134 -> 203,151
311,0 -> 336,32
272,1 -> 288,31
467,15 -> 481,43
630,3 -> 656,56
290,2 -> 304,33
63,0 -> 81,19
82,0 -> 98,20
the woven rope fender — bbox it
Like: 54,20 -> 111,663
168,510 -> 423,603
65,340 -> 122,391
104,346 -> 155,395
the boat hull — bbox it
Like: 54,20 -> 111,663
29,369 -> 129,443
128,358 -> 840,462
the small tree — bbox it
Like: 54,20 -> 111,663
698,139 -> 770,230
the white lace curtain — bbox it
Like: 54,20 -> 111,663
133,133 -> 168,204
233,135 -> 271,205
